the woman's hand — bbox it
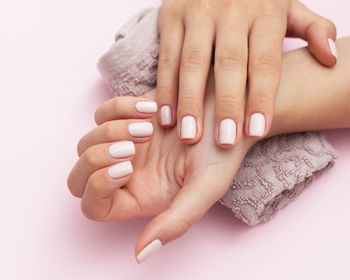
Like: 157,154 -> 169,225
68,36 -> 350,264
67,78 -> 255,263
156,0 -> 337,147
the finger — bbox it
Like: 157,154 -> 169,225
68,141 -> 136,198
134,165 -> 235,264
214,16 -> 248,148
287,0 -> 337,67
157,11 -> 184,127
95,96 -> 157,125
81,161 -> 139,221
77,120 -> 153,156
245,15 -> 287,139
177,15 -> 215,144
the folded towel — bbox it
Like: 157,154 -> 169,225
97,7 -> 337,225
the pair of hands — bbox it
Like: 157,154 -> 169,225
68,77 -> 256,263
68,0 -> 338,263
157,0 -> 337,147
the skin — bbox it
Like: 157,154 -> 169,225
68,37 -> 350,262
156,0 -> 337,147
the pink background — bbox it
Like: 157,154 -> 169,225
0,0 -> 349,279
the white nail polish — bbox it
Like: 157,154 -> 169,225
136,101 -> 158,113
328,38 -> 337,59
107,161 -> 133,179
219,119 -> 237,145
160,105 -> 172,125
128,122 -> 153,137
136,239 -> 162,264
249,113 -> 266,137
108,141 -> 135,158
181,116 -> 196,139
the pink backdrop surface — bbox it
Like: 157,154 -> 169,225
0,0 -> 349,279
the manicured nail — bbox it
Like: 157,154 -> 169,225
249,113 -> 265,137
181,116 -> 196,139
219,119 -> 237,145
136,239 -> 162,264
128,122 -> 153,137
108,141 -> 135,158
160,105 -> 172,125
136,101 -> 158,113
328,38 -> 337,59
107,161 -> 133,179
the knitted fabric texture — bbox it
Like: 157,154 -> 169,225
97,7 -> 337,226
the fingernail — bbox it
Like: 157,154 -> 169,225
136,101 -> 158,113
181,115 -> 196,139
128,122 -> 153,137
107,161 -> 133,179
328,38 -> 337,59
136,239 -> 162,264
108,141 -> 135,158
249,113 -> 266,137
160,105 -> 172,125
219,119 -> 237,145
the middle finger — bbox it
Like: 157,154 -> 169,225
214,15 -> 248,148
177,14 -> 215,143
77,119 -> 153,156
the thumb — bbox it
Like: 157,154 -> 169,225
287,0 -> 337,67
134,167 -> 234,264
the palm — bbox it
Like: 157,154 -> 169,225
107,88 -> 252,221
106,113 -> 182,219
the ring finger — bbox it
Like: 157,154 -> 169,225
177,14 -> 215,144
68,141 -> 136,198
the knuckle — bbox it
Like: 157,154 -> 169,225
258,0 -> 282,15
178,219 -> 191,235
103,122 -> 116,141
95,100 -> 113,125
178,94 -> 200,113
77,139 -> 85,157
216,95 -> 244,118
83,148 -> 100,169
323,18 -> 337,35
158,50 -> 179,70
88,174 -> 102,197
94,110 -> 100,125
159,5 -> 182,24
81,200 -> 101,221
216,49 -> 246,70
181,49 -> 206,70
94,105 -> 103,124
66,174 -> 79,197
251,54 -> 280,74
112,98 -> 120,113
157,84 -> 173,96
217,94 -> 243,113
167,208 -> 191,236
165,206 -> 195,238
248,92 -> 274,109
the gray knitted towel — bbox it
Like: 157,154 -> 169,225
97,8 -> 337,225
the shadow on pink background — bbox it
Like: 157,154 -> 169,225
0,0 -> 349,279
